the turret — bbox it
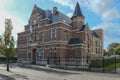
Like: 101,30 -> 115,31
72,2 -> 85,30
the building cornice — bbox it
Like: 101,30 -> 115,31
68,43 -> 85,46
40,18 -> 51,21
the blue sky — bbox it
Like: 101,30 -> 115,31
0,0 -> 120,50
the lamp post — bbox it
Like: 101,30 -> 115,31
6,45 -> 9,71
111,47 -> 117,73
115,53 -> 116,73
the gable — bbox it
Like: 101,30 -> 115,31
29,5 -> 45,23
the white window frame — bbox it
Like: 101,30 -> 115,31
50,29 -> 57,39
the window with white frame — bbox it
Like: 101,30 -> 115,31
50,29 -> 57,39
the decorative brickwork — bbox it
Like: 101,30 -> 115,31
17,3 -> 103,65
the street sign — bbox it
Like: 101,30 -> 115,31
38,50 -> 42,56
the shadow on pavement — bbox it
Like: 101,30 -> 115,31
0,74 -> 15,80
9,72 -> 29,80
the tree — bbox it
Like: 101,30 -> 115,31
0,19 -> 15,71
107,43 -> 119,55
114,45 -> 120,55
104,49 -> 109,56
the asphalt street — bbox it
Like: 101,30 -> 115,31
0,64 -> 120,80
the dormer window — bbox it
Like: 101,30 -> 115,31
63,19 -> 66,23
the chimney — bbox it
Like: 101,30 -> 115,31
46,9 -> 52,18
53,7 -> 58,15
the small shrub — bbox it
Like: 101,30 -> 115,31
90,59 -> 103,68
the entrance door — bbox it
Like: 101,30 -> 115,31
32,48 -> 37,64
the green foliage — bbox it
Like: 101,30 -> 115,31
90,59 -> 103,68
107,43 -> 119,55
0,57 -> 17,62
0,19 -> 15,57
90,58 -> 120,72
0,35 -> 6,55
104,64 -> 116,72
116,59 -> 120,63
114,45 -> 120,55
0,57 -> 6,61
0,19 -> 15,71
104,59 -> 120,72
104,49 -> 109,56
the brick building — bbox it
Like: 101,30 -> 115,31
17,2 -> 103,65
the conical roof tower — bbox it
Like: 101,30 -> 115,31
72,2 -> 84,18
72,2 -> 85,30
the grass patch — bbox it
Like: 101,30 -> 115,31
104,63 -> 120,72
104,64 -> 115,72
116,63 -> 120,68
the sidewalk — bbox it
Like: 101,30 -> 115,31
0,70 -> 15,80
19,64 -> 120,76
0,65 -> 29,80
0,64 -> 120,80
0,69 -> 15,80
0,69 -> 29,80
19,64 -> 82,74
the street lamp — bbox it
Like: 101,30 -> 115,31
115,52 -> 116,73
6,45 -> 10,71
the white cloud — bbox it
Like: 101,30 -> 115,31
0,10 -> 25,43
92,23 -> 120,49
51,0 -> 120,46
67,12 -> 73,17
52,0 -> 120,21
92,23 -> 120,41
84,0 -> 112,14
86,0 -> 120,43
0,0 -> 7,6
0,1 -> 25,44
51,0 -> 76,10
102,8 -> 120,21
84,0 -> 120,21
0,0 -> 15,9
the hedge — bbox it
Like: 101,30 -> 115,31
0,57 -> 17,62
90,58 -> 120,68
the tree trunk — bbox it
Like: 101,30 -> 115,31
6,56 -> 9,71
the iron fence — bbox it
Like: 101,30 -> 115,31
19,56 -> 120,73
90,56 -> 120,73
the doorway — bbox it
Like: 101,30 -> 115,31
32,48 -> 37,64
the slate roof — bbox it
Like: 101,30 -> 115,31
79,25 -> 86,31
51,11 -> 72,24
68,38 -> 83,44
72,2 -> 84,18
36,6 -> 72,24
37,7 -> 46,18
91,31 -> 98,38
45,9 -> 52,19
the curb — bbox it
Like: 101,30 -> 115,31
18,64 -> 79,74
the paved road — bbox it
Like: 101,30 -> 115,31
0,64 -> 120,80
116,68 -> 120,74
